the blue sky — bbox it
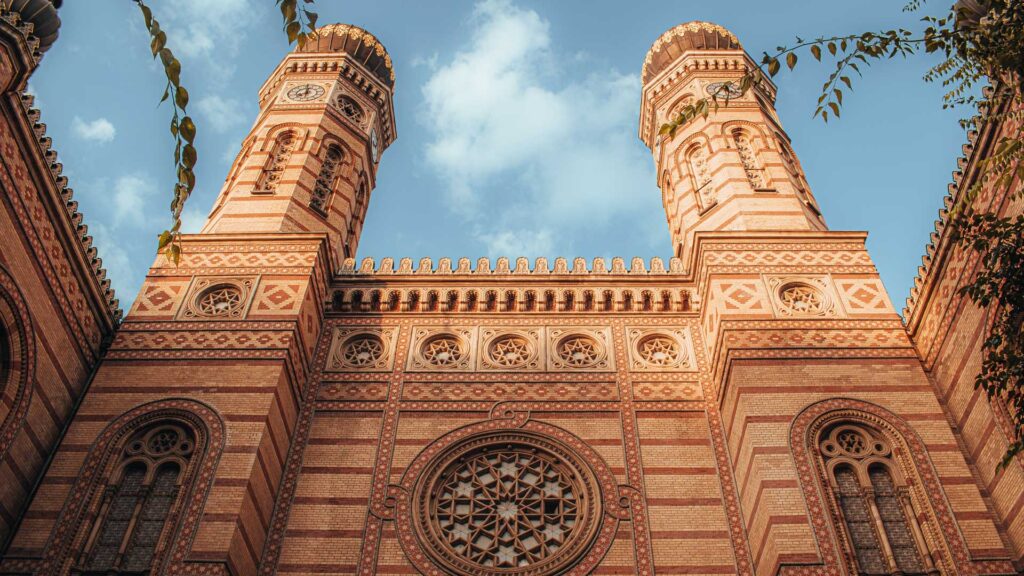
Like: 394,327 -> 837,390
30,0 -> 966,311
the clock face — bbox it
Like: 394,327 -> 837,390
286,83 -> 325,102
705,81 -> 743,99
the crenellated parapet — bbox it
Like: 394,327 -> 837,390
338,255 -> 685,276
331,256 -> 697,314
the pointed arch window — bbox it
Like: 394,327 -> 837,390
256,132 -> 296,194
77,423 -> 195,575
686,144 -> 716,211
731,130 -> 767,190
310,144 -> 343,215
819,423 -> 935,575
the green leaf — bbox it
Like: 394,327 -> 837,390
139,3 -> 153,29
810,45 -> 821,61
280,0 -> 297,23
303,8 -> 318,30
165,58 -> 181,86
182,144 -> 198,169
786,52 -> 798,70
175,85 -> 189,109
179,116 -> 196,143
157,230 -> 173,250
150,30 -> 166,57
286,21 -> 301,43
158,47 -> 174,68
167,243 -> 181,265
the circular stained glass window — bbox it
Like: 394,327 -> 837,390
413,432 -> 603,575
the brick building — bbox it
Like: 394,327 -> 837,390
1,4 -> 1022,575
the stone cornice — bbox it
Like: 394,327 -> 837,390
5,89 -> 121,325
902,89 -> 1009,326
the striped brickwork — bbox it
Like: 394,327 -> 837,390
906,99 -> 1024,568
0,13 -> 119,555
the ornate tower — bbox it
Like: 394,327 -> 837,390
203,24 -> 396,263
639,21 -> 826,266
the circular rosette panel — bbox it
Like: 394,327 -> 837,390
396,422 -> 620,576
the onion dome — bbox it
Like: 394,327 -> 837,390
642,21 -> 741,84
7,0 -> 61,52
295,23 -> 394,88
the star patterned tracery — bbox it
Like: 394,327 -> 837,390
779,283 -> 826,314
489,335 -> 531,367
434,448 -> 581,569
423,336 -> 464,367
342,335 -> 384,367
557,336 -> 601,367
638,335 -> 680,366
195,286 -> 243,317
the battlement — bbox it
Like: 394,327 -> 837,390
338,255 -> 685,276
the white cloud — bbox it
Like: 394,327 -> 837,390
72,117 -> 116,143
88,222 -> 139,305
179,205 -> 208,234
159,0 -> 259,63
112,174 -> 157,226
197,95 -> 247,133
478,228 -> 554,259
420,0 -> 657,257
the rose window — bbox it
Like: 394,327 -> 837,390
488,335 -> 532,368
779,283 -> 826,314
336,96 -> 365,124
836,430 -> 867,455
637,335 -> 680,366
147,428 -> 180,455
341,334 -> 384,367
412,432 -> 603,575
422,335 -> 464,367
556,336 -> 601,367
195,285 -> 243,317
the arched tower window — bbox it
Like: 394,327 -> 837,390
731,130 -> 767,190
77,423 -> 195,574
819,422 -> 933,575
686,144 -> 715,211
310,144 -> 343,215
256,131 -> 296,193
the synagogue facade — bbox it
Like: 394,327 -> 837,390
0,4 -> 1022,575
